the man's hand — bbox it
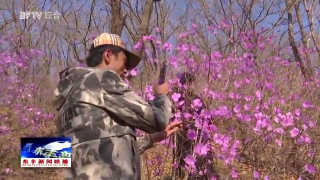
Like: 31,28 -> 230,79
164,120 -> 183,136
154,82 -> 170,95
149,121 -> 183,143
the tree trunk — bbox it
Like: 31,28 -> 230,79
286,0 -> 311,80
110,0 -> 126,36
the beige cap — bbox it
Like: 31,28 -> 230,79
92,33 -> 141,70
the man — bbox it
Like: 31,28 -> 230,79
53,33 -> 178,180
173,72 -> 219,180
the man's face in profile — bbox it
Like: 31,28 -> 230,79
120,69 -> 127,80
104,50 -> 127,76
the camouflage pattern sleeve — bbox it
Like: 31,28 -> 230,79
136,135 -> 154,154
100,70 -> 172,134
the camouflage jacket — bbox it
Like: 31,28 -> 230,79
53,67 -> 172,179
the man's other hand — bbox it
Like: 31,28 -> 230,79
149,121 -> 183,143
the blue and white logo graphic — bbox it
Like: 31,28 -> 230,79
21,137 -> 72,159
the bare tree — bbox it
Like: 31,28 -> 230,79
286,0 -> 312,79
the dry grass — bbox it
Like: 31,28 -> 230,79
1,65 -> 320,179
1,104 -> 320,180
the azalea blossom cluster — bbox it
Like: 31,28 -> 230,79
133,26 -> 320,179
0,35 -> 55,146
1,24 -> 320,179
0,35 -> 57,176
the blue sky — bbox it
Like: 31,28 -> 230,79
2,0 -> 319,72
